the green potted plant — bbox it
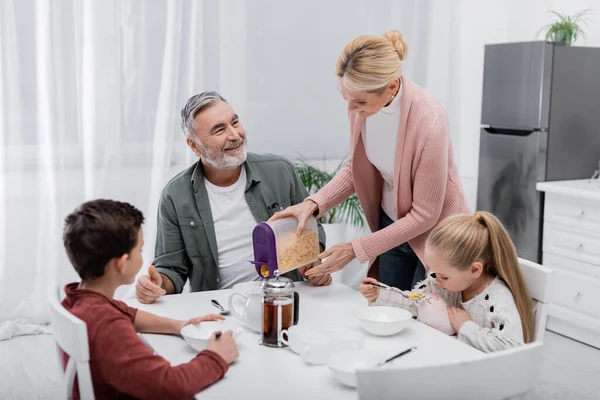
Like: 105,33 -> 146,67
296,158 -> 368,287
537,9 -> 592,45
295,159 -> 366,229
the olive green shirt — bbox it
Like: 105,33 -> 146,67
153,153 -> 326,293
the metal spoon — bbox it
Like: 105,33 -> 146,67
211,299 -> 230,316
367,282 -> 411,299
377,346 -> 417,367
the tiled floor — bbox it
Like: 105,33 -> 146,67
533,331 -> 600,400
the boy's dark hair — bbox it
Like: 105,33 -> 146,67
63,199 -> 144,280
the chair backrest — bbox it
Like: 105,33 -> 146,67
357,341 -> 544,400
518,258 -> 554,342
48,282 -> 95,400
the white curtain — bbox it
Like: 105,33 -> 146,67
0,0 -> 207,326
2,0 -> 600,330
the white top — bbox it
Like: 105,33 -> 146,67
204,166 -> 261,289
127,282 -> 483,399
374,270 -> 524,353
536,179 -> 600,201
362,86 -> 402,220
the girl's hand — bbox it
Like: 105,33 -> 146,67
447,306 -> 471,332
359,278 -> 381,302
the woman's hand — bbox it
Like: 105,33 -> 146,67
305,242 -> 356,276
359,278 -> 381,302
268,200 -> 319,235
447,306 -> 471,332
299,261 -> 332,286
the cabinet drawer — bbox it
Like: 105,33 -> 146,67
543,222 -> 600,266
544,193 -> 600,231
542,253 -> 600,319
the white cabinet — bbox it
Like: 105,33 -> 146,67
537,180 -> 600,349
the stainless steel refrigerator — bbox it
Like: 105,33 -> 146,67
477,41 -> 600,263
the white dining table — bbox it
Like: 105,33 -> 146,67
126,282 -> 483,399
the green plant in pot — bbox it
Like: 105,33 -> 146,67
295,159 -> 365,228
537,9 -> 592,45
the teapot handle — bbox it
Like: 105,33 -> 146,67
293,292 -> 300,325
228,293 -> 247,321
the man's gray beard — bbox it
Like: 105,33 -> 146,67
199,139 -> 247,170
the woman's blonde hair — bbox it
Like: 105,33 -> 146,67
426,211 -> 534,343
336,29 -> 408,93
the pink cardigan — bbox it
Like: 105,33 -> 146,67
309,76 -> 470,267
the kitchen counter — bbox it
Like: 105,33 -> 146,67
536,179 -> 600,349
536,179 -> 600,201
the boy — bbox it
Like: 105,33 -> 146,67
61,199 -> 238,399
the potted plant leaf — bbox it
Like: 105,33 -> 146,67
295,158 -> 365,227
295,159 -> 365,248
537,9 -> 592,45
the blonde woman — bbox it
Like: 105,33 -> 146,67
271,30 -> 470,290
360,212 -> 535,353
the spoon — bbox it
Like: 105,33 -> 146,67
367,282 -> 410,298
377,346 -> 417,367
211,299 -> 230,316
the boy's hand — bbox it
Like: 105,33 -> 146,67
359,278 -> 381,302
208,331 -> 239,364
180,314 -> 225,330
447,306 -> 471,332
136,265 -> 166,304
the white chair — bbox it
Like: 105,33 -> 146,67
357,341 -> 544,400
518,257 -> 554,342
48,282 -> 95,400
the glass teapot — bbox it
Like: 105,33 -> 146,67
261,276 -> 300,347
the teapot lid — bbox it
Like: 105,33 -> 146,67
261,276 -> 295,294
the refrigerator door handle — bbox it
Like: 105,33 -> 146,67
483,126 -> 544,136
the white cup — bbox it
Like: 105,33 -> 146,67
280,325 -> 320,355
332,329 -> 365,352
301,334 -> 334,365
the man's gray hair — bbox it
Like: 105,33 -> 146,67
180,91 -> 228,138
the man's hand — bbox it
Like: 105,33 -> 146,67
300,261 -> 332,286
136,265 -> 166,304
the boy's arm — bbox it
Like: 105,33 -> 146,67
94,315 -> 228,399
133,310 -> 223,335
134,310 -> 182,335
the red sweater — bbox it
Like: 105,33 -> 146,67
61,283 -> 228,400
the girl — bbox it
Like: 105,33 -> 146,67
360,211 -> 534,353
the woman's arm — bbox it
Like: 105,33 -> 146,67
308,160 -> 356,218
352,112 -> 452,263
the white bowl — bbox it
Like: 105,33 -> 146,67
232,280 -> 263,294
180,320 -> 242,352
357,306 -> 412,336
327,350 -> 381,388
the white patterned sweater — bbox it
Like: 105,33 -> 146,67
373,271 -> 525,353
